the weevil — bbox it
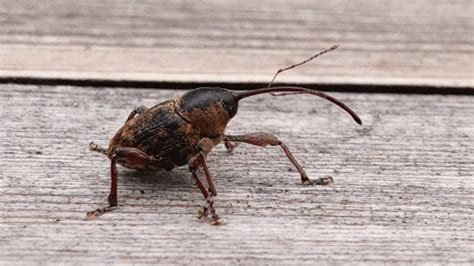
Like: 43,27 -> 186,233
87,46 -> 362,224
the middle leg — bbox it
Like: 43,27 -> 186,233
188,138 -> 221,224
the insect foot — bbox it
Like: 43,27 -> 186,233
224,140 -> 238,153
89,141 -> 107,155
196,194 -> 222,225
210,215 -> 222,226
196,206 -> 209,219
85,206 -> 117,220
206,195 -> 222,225
303,175 -> 334,186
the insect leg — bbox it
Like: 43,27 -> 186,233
189,154 -> 220,223
85,153 -> 120,219
126,105 -> 148,122
88,105 -> 148,159
189,138 -> 218,194
188,138 -> 220,224
89,141 -> 108,155
224,140 -> 238,153
86,147 -> 158,219
224,133 -> 333,185
190,170 -> 209,199
189,151 -> 217,196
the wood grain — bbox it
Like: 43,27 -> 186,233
0,0 -> 473,88
0,85 -> 473,264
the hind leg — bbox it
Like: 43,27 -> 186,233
126,105 -> 148,122
89,141 -> 108,155
89,105 -> 148,155
86,147 -> 161,219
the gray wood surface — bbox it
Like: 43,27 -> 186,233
0,0 -> 473,88
1,84 -> 473,264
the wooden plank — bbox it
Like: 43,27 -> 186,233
0,84 -> 473,264
0,0 -> 473,88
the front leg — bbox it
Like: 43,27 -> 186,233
224,140 -> 238,153
224,132 -> 333,185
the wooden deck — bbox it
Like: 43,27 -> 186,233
1,85 -> 473,264
0,0 -> 473,264
0,0 -> 473,88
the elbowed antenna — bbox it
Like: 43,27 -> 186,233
235,86 -> 362,125
267,45 -> 339,88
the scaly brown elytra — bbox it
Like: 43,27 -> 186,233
87,45 -> 362,225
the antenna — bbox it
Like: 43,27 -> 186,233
267,45 -> 339,88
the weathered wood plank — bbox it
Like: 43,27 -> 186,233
0,0 -> 472,88
0,85 -> 473,264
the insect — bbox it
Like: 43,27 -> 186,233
87,46 -> 362,224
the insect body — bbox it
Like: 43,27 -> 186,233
88,86 -> 362,224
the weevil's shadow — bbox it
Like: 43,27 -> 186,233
119,166 -> 194,193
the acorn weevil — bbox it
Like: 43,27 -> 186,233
87,46 -> 362,224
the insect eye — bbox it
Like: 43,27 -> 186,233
220,92 -> 238,118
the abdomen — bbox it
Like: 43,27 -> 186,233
108,101 -> 200,168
